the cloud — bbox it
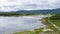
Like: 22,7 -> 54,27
0,0 -> 60,12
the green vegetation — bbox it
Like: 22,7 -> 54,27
42,18 -> 58,31
50,14 -> 60,28
14,31 -> 35,34
14,28 -> 44,34
0,12 -> 51,16
34,28 -> 43,33
0,12 -> 40,16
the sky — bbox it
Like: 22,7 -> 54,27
0,0 -> 60,12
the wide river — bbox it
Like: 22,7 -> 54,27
0,16 -> 46,34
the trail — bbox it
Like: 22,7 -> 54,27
48,17 -> 60,31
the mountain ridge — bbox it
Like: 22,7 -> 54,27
14,8 -> 60,14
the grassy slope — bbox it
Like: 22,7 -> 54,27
50,14 -> 60,28
51,20 -> 60,28
14,28 -> 43,34
42,18 -> 58,31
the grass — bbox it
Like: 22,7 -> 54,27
13,28 -> 44,34
42,18 -> 58,31
50,14 -> 60,28
51,20 -> 60,28
14,31 -> 35,34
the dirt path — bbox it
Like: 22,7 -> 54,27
48,17 -> 60,31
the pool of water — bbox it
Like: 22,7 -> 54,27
0,16 -> 45,33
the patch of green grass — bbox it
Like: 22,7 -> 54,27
34,28 -> 43,33
51,20 -> 60,28
50,14 -> 60,29
14,28 -> 44,34
43,18 -> 58,31
50,19 -> 60,28
14,31 -> 35,34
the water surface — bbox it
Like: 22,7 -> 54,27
0,16 -> 45,33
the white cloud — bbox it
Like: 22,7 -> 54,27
0,0 -> 60,12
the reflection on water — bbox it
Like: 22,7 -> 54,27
0,16 -> 45,33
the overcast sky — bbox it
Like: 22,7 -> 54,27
0,0 -> 60,12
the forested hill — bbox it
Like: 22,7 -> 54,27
16,8 -> 60,14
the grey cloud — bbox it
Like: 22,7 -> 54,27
0,0 -> 60,11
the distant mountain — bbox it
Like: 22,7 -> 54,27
15,8 -> 60,14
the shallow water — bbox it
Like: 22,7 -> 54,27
0,16 -> 45,33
